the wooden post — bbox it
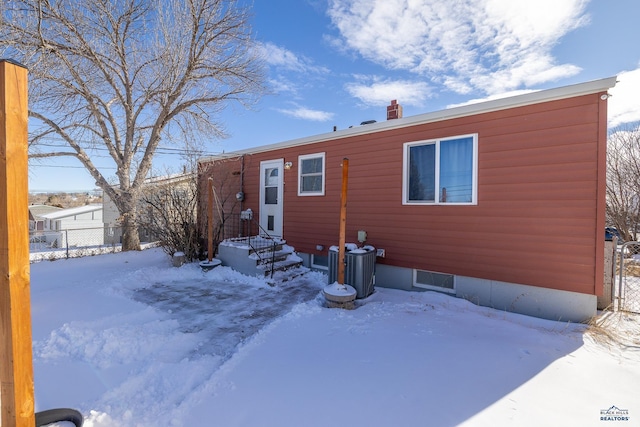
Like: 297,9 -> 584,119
207,177 -> 214,262
0,60 -> 35,427
337,158 -> 348,285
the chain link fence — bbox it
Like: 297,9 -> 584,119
29,226 -> 156,262
615,241 -> 640,314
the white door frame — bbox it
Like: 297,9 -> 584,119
259,159 -> 284,238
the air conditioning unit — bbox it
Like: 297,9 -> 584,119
328,245 -> 376,299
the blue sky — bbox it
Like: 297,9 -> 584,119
28,0 -> 640,192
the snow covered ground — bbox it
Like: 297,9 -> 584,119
29,248 -> 640,427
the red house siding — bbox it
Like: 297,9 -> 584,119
201,91 -> 608,296
197,157 -> 244,245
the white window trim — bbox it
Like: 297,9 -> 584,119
298,152 -> 326,196
311,254 -> 329,270
413,269 -> 456,294
402,133 -> 478,206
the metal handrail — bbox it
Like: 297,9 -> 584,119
221,212 -> 281,279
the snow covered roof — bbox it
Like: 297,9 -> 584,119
28,204 -> 63,219
40,204 -> 102,219
144,172 -> 195,186
200,76 -> 617,162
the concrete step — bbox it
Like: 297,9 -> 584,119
250,248 -> 292,264
250,243 -> 283,255
218,237 -> 303,279
257,258 -> 303,275
266,265 -> 309,286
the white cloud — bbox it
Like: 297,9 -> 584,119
345,78 -> 432,107
267,77 -> 300,95
465,54 -> 582,95
258,42 -> 329,75
608,67 -> 640,128
327,0 -> 589,95
442,65 -> 640,128
258,43 -> 331,97
275,105 -> 335,121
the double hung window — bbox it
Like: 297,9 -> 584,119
298,152 -> 325,196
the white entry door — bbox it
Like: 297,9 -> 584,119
259,159 -> 284,238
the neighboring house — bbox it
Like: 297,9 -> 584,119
198,77 -> 617,322
37,204 -> 104,248
103,172 -> 196,244
28,204 -> 62,231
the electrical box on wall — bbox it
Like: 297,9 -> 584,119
357,230 -> 367,242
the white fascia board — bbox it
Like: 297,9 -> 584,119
41,204 -> 102,219
143,172 -> 196,186
200,76 -> 617,163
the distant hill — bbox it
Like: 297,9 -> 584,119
28,191 -> 102,209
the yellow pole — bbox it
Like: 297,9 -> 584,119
0,59 -> 35,427
337,158 -> 348,285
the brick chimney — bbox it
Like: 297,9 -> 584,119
386,100 -> 403,120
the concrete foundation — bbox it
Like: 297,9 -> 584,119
302,254 -> 597,322
455,276 -> 596,323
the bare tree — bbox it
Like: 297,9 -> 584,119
0,0 -> 264,250
197,157 -> 243,256
606,126 -> 640,242
138,173 -> 200,261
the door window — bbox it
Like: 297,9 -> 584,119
264,168 -> 279,205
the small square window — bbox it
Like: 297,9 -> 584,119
298,153 -> 325,196
311,254 -> 329,270
414,270 -> 455,293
